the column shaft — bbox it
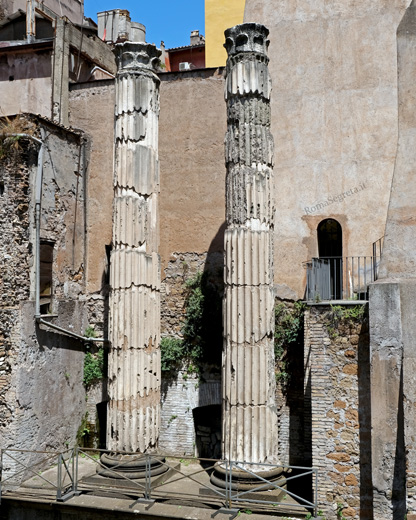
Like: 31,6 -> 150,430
108,42 -> 161,453
222,24 -> 278,464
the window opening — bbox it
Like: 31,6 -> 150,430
40,240 -> 54,314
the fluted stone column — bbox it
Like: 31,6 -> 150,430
108,41 -> 162,453
222,23 -> 278,465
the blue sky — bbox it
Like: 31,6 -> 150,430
84,0 -> 205,49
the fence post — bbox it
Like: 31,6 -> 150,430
226,461 -> 232,510
73,447 -> 78,495
145,454 -> 151,500
56,452 -> 62,501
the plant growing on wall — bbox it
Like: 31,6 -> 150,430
83,327 -> 105,388
0,116 -> 35,160
83,348 -> 105,387
161,270 -> 223,375
326,304 -> 367,338
274,301 -> 306,391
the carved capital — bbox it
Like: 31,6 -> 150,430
114,41 -> 161,73
224,23 -> 269,59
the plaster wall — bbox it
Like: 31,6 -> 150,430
205,0 -> 245,67
0,50 -> 52,118
379,0 -> 416,279
244,0 -> 411,299
158,69 -> 226,276
69,80 -> 114,295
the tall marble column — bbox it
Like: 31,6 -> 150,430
222,23 -> 278,465
108,41 -> 162,453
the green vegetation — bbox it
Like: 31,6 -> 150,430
326,304 -> 367,339
83,348 -> 104,387
336,503 -> 346,520
76,412 -> 90,446
160,337 -> 185,372
274,301 -> 305,390
84,325 -> 97,339
160,270 -> 222,375
330,304 -> 366,322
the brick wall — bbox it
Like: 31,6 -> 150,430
304,304 -> 371,519
159,370 -> 221,456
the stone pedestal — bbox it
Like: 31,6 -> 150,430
107,41 -> 162,454
221,23 -> 278,466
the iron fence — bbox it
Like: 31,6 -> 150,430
305,256 -> 376,301
0,447 -> 318,517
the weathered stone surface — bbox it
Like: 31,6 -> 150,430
222,23 -> 278,464
0,121 -> 92,481
304,305 -> 370,519
108,41 -> 162,453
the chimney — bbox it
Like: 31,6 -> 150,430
190,30 -> 200,45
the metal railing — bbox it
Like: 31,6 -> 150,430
305,256 -> 376,301
0,448 -> 79,503
372,236 -> 384,280
0,448 -> 318,516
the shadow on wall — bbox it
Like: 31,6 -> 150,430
293,344 -> 313,503
357,317 -> 374,519
392,366 -> 406,520
197,221 -> 225,367
191,222 -> 225,459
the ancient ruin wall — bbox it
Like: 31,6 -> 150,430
0,126 -> 90,462
0,148 -> 32,446
304,305 -> 371,519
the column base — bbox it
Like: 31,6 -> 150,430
210,462 -> 287,491
97,453 -> 168,479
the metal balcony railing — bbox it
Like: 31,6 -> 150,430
305,256 -> 377,302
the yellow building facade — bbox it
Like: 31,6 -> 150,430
205,0 -> 246,67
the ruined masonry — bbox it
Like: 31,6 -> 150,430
222,23 -> 278,464
108,41 -> 162,452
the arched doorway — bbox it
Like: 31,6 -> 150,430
317,219 -> 343,299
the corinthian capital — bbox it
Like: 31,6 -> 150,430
114,41 -> 161,73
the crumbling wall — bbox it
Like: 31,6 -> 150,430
0,124 -> 92,466
0,147 -> 33,447
304,304 -> 371,519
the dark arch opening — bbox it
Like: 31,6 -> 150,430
318,218 -> 342,258
317,219 -> 343,299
